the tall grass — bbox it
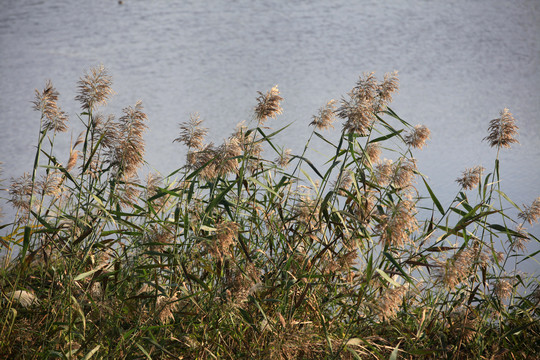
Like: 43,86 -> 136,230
1,67 -> 539,359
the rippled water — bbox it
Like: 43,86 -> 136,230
1,0 -> 539,262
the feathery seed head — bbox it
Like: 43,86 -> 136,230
375,159 -> 394,186
66,149 -> 79,172
33,80 -> 68,133
230,123 -> 263,172
208,221 -> 239,260
111,101 -> 148,178
377,199 -> 418,247
216,137 -> 242,175
364,142 -> 381,165
511,225 -> 529,252
456,166 -> 484,190
493,279 -> 513,300
493,251 -> 505,264
338,72 -> 400,135
393,158 -> 417,189
174,113 -> 208,150
116,180 -> 141,208
353,72 -> 378,102
484,108 -> 519,149
518,197 -> 540,225
338,96 -> 375,136
435,248 -> 475,290
293,194 -> 321,229
404,125 -> 430,149
94,114 -> 119,149
378,71 -> 399,104
9,173 -> 34,211
275,148 -> 292,168
375,286 -> 406,321
75,65 -> 114,111
145,173 -> 172,210
255,85 -> 283,123
333,170 -> 353,196
38,172 -> 63,198
310,100 -> 337,130
145,173 -> 162,199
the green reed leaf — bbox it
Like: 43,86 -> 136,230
383,251 -> 414,285
422,177 -> 444,215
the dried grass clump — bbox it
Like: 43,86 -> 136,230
156,292 -> 180,324
7,290 -> 40,308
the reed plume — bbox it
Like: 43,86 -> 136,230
37,172 -> 62,198
518,197 -> 540,225
174,112 -> 208,150
484,108 -> 519,149
66,149 -> 79,172
435,248 -> 475,290
456,166 -> 484,190
493,279 -> 513,300
374,159 -> 394,186
363,142 -> 381,166
404,124 -> 430,149
110,101 -> 148,178
377,199 -> 418,247
393,158 -> 417,188
275,148 -> 292,168
216,137 -> 242,175
94,114 -> 119,149
8,173 -> 34,211
32,80 -> 68,133
310,100 -> 337,130
338,96 -> 375,136
208,221 -> 239,260
511,225 -> 529,252
75,65 -> 114,111
378,70 -> 399,105
339,72 -> 399,136
255,85 -> 283,124
374,286 -> 406,321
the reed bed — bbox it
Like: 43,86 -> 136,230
0,67 -> 539,359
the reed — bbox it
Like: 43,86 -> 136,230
0,67 -> 539,359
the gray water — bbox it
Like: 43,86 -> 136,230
1,0 -> 539,269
